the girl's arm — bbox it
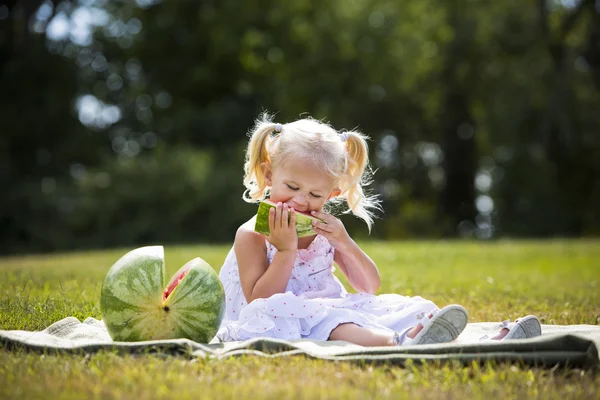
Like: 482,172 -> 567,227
333,240 -> 380,294
311,211 -> 380,294
235,227 -> 297,303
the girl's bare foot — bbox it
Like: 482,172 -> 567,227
490,328 -> 510,340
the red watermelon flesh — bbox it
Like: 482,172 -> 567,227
163,265 -> 193,302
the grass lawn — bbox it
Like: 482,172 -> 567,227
1,240 -> 599,399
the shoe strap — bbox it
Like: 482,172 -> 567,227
394,327 -> 413,346
416,307 -> 440,329
499,319 -> 511,329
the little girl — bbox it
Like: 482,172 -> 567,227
215,114 -> 542,346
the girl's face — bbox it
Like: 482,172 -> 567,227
263,158 -> 340,214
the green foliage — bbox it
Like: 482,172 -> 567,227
55,145 -> 250,251
72,145 -> 215,247
1,0 -> 599,254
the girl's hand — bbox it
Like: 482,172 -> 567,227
310,211 -> 352,251
267,202 -> 298,252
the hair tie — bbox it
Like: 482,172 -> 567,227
339,132 -> 349,142
274,123 -> 282,133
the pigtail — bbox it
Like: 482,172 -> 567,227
242,114 -> 278,202
338,131 -> 381,231
241,112 -> 380,230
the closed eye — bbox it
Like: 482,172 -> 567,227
286,184 -> 322,198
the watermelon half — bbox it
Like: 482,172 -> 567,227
100,246 -> 225,343
254,199 -> 324,237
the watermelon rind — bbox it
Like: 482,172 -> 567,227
254,199 -> 324,238
100,246 -> 225,343
161,257 -> 226,343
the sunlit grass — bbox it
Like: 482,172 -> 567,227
1,240 -> 599,399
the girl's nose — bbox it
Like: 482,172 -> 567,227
293,194 -> 308,206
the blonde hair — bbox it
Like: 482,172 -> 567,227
243,113 -> 381,230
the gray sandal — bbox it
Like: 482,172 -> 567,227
399,304 -> 468,346
480,315 -> 542,341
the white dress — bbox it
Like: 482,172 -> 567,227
215,234 -> 439,342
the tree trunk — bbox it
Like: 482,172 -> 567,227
440,91 -> 477,235
539,0 -> 596,235
439,3 -> 477,236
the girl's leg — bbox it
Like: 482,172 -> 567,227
328,323 -> 426,347
328,323 -> 394,346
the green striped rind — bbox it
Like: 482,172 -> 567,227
254,199 -> 323,238
100,246 -> 165,342
100,246 -> 226,343
163,258 -> 226,343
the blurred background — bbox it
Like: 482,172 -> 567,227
1,0 -> 599,255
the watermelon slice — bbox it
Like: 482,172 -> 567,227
254,199 -> 324,237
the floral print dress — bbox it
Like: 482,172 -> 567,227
215,234 -> 439,342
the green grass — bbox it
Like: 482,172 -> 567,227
1,240 -> 599,399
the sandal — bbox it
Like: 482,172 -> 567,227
480,315 -> 542,341
398,304 -> 468,346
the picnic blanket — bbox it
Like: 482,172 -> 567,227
1,317 -> 599,368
